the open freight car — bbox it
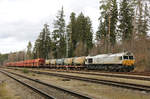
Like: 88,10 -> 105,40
6,58 -> 45,68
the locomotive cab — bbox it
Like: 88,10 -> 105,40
122,52 -> 135,66
85,56 -> 94,65
87,58 -> 93,64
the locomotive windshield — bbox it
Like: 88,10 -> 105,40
123,56 -> 134,60
129,56 -> 134,60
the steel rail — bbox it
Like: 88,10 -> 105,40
0,70 -> 55,99
7,67 -> 150,81
1,69 -> 92,99
51,70 -> 150,81
24,69 -> 150,92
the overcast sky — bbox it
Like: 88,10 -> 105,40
0,0 -> 99,54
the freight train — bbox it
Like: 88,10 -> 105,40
5,52 -> 135,72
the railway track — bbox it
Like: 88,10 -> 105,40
0,69 -> 92,99
32,68 -> 150,81
10,68 -> 150,92
51,70 -> 150,81
7,67 -> 150,81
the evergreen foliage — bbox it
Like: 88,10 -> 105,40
67,12 -> 93,56
110,0 -> 118,46
97,0 -> 118,53
136,1 -> 150,37
33,24 -> 51,59
66,12 -> 77,57
118,0 -> 134,42
26,41 -> 32,59
0,54 -> 8,65
143,3 -> 150,36
52,7 -> 66,58
76,13 -> 93,56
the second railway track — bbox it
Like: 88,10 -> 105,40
0,69 -> 92,99
7,68 -> 150,93
53,70 -> 150,81
7,67 -> 150,81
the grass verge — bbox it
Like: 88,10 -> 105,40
0,82 -> 18,99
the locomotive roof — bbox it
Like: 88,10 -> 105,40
96,52 -> 133,57
86,52 -> 133,58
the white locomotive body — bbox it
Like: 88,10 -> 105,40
85,52 -> 135,71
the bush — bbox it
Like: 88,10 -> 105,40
22,69 -> 29,73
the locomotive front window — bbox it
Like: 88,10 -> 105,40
88,58 -> 93,63
129,56 -> 134,60
123,56 -> 128,59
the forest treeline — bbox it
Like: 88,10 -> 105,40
1,0 -> 150,71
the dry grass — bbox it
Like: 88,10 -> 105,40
131,38 -> 150,72
0,82 -> 18,99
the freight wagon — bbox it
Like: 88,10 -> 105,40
6,58 -> 45,67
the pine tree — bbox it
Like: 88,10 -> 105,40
110,0 -> 118,47
33,24 -> 51,59
67,12 -> 93,56
32,40 -> 38,59
97,0 -> 118,53
84,17 -> 93,55
96,15 -> 109,53
137,0 -> 144,37
143,3 -> 149,36
66,12 -> 77,57
75,13 -> 93,56
96,19 -> 106,43
119,0 -> 134,43
76,13 -> 85,43
52,7 -> 66,58
136,1 -> 149,37
26,41 -> 32,59
32,34 -> 41,59
44,24 -> 51,59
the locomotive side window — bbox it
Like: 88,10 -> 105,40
119,56 -> 122,60
129,56 -> 134,60
123,56 -> 128,59
88,58 -> 93,63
